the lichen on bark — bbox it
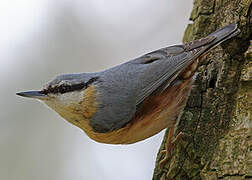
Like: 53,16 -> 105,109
153,0 -> 252,179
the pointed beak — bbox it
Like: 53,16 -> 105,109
16,91 -> 48,100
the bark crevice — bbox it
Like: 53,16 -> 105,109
153,0 -> 252,179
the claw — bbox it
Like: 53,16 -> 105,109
159,129 -> 185,168
160,150 -> 167,154
159,144 -> 174,168
159,154 -> 170,168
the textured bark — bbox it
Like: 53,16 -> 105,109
153,0 -> 252,179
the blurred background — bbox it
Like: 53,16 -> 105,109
0,0 -> 193,179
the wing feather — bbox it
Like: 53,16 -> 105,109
134,45 -> 205,105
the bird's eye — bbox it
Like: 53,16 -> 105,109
40,83 -> 86,95
58,83 -> 86,94
40,76 -> 99,95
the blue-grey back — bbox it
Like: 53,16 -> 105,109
91,46 -> 192,132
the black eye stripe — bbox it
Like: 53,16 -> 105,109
41,77 -> 99,95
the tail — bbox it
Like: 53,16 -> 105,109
184,23 -> 240,56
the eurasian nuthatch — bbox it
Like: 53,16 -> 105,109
17,24 -> 240,167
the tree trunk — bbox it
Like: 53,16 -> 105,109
153,0 -> 252,179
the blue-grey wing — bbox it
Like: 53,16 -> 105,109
131,45 -> 204,105
91,44 -> 208,133
132,23 -> 239,106
91,45 -> 202,133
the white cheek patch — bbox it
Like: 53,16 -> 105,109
43,91 -> 85,115
44,91 -> 84,111
57,91 -> 85,106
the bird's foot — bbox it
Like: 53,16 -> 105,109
159,131 -> 185,168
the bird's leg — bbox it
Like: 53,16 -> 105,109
159,125 -> 184,168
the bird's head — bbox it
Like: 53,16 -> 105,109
17,73 -> 99,122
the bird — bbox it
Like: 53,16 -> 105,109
17,23 -> 240,167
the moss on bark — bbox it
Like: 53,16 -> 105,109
153,0 -> 252,179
